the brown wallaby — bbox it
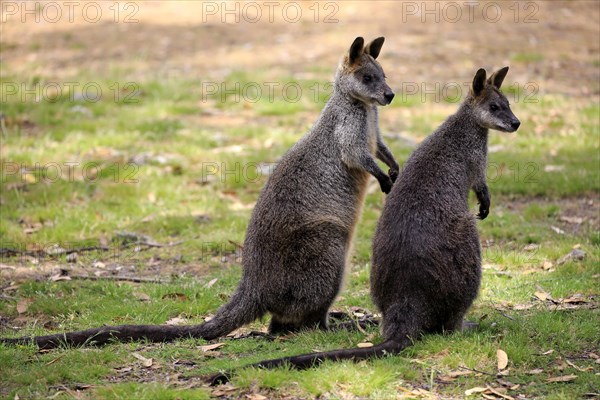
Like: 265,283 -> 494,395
208,67 -> 520,384
1,37 -> 398,349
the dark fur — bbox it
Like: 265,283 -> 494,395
0,37 -> 398,349
208,67 -> 520,384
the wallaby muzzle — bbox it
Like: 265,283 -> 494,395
384,91 -> 395,104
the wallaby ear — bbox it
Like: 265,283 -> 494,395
473,68 -> 487,96
348,37 -> 365,65
364,37 -> 385,59
487,66 -> 509,89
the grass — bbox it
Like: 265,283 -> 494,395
1,63 -> 599,399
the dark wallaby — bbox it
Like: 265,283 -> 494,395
1,37 -> 398,349
208,67 -> 520,384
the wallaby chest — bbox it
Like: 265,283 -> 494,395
366,106 -> 378,154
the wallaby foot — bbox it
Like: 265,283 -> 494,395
268,309 -> 328,335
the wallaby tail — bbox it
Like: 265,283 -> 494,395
0,288 -> 263,349
209,339 -> 408,385
1,323 -> 198,349
187,287 -> 265,341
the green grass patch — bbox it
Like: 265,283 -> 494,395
1,67 -> 598,398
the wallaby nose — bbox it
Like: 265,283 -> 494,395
511,119 -> 521,130
384,91 -> 395,104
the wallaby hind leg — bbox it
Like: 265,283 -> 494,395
268,317 -> 297,335
269,307 -> 329,335
431,312 -> 477,334
381,300 -> 432,345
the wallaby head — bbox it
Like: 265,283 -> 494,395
467,66 -> 520,133
336,37 -> 395,106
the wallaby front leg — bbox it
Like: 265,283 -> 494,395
473,181 -> 491,220
376,139 -> 400,182
361,154 -> 393,194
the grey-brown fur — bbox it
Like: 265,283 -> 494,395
200,36 -> 398,338
0,37 -> 398,349
208,67 -> 520,383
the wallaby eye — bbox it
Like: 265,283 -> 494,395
363,74 -> 373,83
490,104 -> 499,111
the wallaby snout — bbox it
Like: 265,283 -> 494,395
509,117 -> 521,132
384,90 -> 395,104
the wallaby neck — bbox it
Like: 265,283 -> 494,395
447,102 -> 489,143
330,84 -> 368,112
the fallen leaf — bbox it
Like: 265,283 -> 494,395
559,216 -> 584,224
200,343 -> 225,352
544,165 -> 565,172
245,394 -> 267,400
132,352 -> 153,367
465,387 -> 487,395
16,299 -> 31,314
528,368 -> 544,374
542,349 -> 555,355
566,359 -> 593,372
439,375 -> 457,383
513,303 -> 534,310
205,278 -> 218,288
165,317 -> 187,325
563,294 -> 588,304
440,369 -> 473,382
546,374 -> 577,383
448,370 -> 474,377
486,386 -> 515,400
357,342 -> 373,348
211,385 -> 238,397
50,274 -> 71,282
550,226 -> 565,235
534,291 -> 549,301
133,292 -> 151,302
497,349 -> 509,370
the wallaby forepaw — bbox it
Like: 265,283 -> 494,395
477,206 -> 489,220
380,177 -> 393,194
388,168 -> 399,183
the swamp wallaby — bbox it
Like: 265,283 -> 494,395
1,37 -> 398,349
208,67 -> 520,383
